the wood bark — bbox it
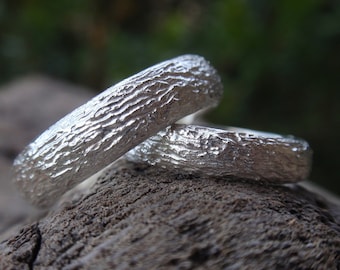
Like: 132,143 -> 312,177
1,163 -> 339,269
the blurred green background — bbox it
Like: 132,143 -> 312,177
1,0 -> 339,194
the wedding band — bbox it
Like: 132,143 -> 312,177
126,124 -> 312,182
12,55 -> 223,208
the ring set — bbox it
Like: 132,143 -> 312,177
12,55 -> 312,208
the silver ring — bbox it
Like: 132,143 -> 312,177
126,124 -> 312,182
12,55 -> 223,208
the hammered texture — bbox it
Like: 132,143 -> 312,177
13,55 -> 223,207
126,124 -> 312,182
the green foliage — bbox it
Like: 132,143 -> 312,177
0,0 -> 339,193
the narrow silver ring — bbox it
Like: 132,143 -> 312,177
12,55 -> 223,208
126,124 -> 312,182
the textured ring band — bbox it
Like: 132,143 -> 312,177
126,124 -> 312,182
12,55 -> 223,208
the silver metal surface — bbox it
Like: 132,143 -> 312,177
13,55 -> 223,207
126,124 -> 312,183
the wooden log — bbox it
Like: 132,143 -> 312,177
1,163 -> 339,269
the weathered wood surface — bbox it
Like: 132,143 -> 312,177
1,163 -> 340,269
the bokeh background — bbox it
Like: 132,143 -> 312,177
1,0 -> 339,194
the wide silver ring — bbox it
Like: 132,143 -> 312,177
12,55 -> 223,208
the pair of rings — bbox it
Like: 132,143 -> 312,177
12,55 -> 312,208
